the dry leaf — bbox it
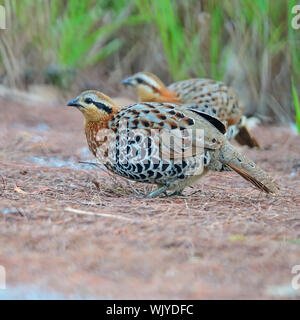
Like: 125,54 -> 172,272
14,185 -> 28,194
14,185 -> 50,195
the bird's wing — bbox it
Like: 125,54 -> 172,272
168,79 -> 243,125
184,106 -> 227,134
109,102 -> 224,160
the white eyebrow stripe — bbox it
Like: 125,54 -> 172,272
85,93 -> 99,101
84,94 -> 113,107
138,74 -> 160,89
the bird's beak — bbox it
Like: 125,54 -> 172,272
67,98 -> 82,108
121,77 -> 134,86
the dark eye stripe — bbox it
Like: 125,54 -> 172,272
137,78 -> 160,92
93,101 -> 112,114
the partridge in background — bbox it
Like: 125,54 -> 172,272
122,72 -> 260,148
67,90 -> 278,198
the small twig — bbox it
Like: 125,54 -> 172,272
0,174 -> 6,193
64,207 -> 136,222
189,190 -> 202,197
78,161 -> 102,168
184,199 -> 192,217
124,181 -> 142,196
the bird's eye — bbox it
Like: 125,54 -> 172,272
136,78 -> 144,84
84,97 -> 93,104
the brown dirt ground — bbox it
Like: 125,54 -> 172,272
0,94 -> 300,299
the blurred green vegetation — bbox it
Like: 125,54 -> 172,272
292,78 -> 300,133
0,0 -> 299,127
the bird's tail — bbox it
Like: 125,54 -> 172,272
219,142 -> 279,194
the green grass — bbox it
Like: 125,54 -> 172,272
292,78 -> 300,133
288,0 -> 300,132
0,0 -> 299,125
49,1 -> 122,68
208,1 -> 225,80
1,0 -> 141,86
288,0 -> 300,75
24,0 -> 135,69
134,0 -> 204,80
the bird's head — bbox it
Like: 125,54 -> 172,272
122,72 -> 179,103
67,90 -> 119,122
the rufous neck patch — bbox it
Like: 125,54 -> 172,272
137,87 -> 180,103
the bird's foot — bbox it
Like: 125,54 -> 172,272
144,186 -> 168,199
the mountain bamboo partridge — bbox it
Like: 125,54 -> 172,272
122,72 -> 260,148
67,90 -> 278,198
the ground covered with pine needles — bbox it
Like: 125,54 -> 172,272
0,94 -> 300,299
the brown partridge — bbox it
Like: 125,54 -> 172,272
122,72 -> 260,148
67,90 -> 278,198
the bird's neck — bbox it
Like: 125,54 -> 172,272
84,107 -> 120,157
137,87 -> 181,104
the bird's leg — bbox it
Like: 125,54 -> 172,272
145,186 -> 168,199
